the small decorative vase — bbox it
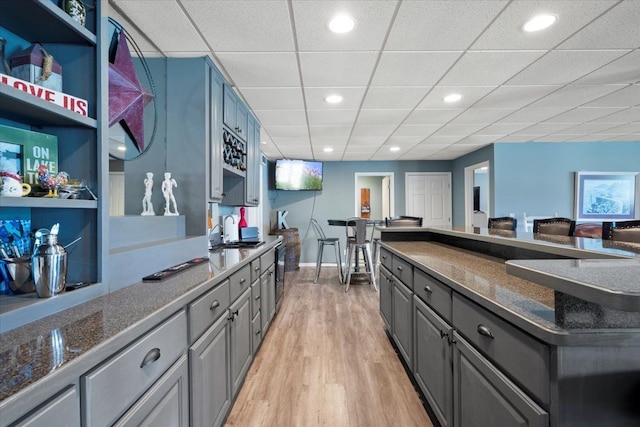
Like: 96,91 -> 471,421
61,0 -> 86,27
238,207 -> 248,228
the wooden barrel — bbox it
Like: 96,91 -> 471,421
270,228 -> 300,272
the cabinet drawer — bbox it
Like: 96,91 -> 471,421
83,310 -> 188,426
251,280 -> 261,318
379,247 -> 393,272
252,311 -> 262,353
452,293 -> 549,404
189,279 -> 230,343
250,259 -> 261,283
414,268 -> 452,322
260,249 -> 275,272
230,264 -> 252,302
392,255 -> 413,290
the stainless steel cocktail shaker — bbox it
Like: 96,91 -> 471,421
31,233 -> 67,297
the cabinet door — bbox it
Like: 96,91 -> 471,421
392,277 -> 413,370
244,116 -> 259,206
189,313 -> 230,427
229,288 -> 253,397
453,332 -> 548,427
267,266 -> 276,323
209,63 -> 225,202
235,102 -> 249,141
8,385 -> 80,427
414,297 -> 453,427
379,266 -> 393,331
114,355 -> 189,427
260,270 -> 270,333
223,85 -> 237,130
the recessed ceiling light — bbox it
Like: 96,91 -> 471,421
443,93 -> 462,103
325,94 -> 343,104
328,14 -> 355,34
261,140 -> 267,145
389,146 -> 400,152
523,14 -> 557,32
117,145 -> 126,151
323,147 -> 334,153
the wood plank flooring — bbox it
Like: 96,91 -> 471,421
225,267 -> 433,427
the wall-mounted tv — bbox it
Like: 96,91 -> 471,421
275,159 -> 323,191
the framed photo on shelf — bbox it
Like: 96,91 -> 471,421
574,172 -> 640,222
0,125 -> 58,187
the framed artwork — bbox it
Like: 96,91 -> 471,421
575,172 -> 639,222
0,125 -> 58,186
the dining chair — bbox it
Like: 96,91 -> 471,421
602,220 -> 640,243
344,218 -> 377,292
487,216 -> 517,230
523,212 -> 558,232
532,218 -> 576,236
310,218 -> 343,284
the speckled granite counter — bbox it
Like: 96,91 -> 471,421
0,237 -> 280,412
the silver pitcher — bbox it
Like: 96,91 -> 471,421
31,233 -> 67,297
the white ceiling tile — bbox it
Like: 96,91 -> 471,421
448,109 -> 517,125
589,108 -> 640,123
472,1 -> 617,50
351,125 -> 396,139
565,134 -> 633,142
495,134 -> 546,142
371,52 -> 462,86
559,1 -> 640,49
559,123 -> 620,134
607,134 -> 640,142
574,51 -> 640,85
440,51 -> 545,86
529,84 -> 627,108
270,136 -> 310,145
386,135 -> 426,145
545,107 -> 626,124
310,138 -> 348,148
108,6 -> 162,55
404,109 -> 464,125
303,87 -> 367,110
431,124 -> 487,138
506,50 -> 631,85
216,52 -> 300,87
112,1 -> 210,53
602,122 -> 640,134
581,85 -> 640,108
417,86 -> 497,109
265,126 -> 309,138
182,0 -> 294,52
356,110 -> 409,126
361,87 -> 431,109
237,87 -> 305,110
299,52 -> 378,87
349,136 -> 389,145
309,126 -> 352,138
518,123 -> 577,134
253,110 -> 307,127
386,1 -> 507,50
292,1 -> 397,51
307,110 -> 358,127
392,125 -> 441,138
497,107 -> 572,123
532,135 -> 581,142
473,86 -> 561,109
454,135 -> 501,145
474,123 -> 531,135
421,135 -> 465,145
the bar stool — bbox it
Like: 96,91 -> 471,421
344,218 -> 377,292
310,218 -> 343,284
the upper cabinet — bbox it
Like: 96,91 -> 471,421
223,85 -> 248,141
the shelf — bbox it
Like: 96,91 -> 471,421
0,197 -> 98,209
0,84 -> 97,128
0,0 -> 97,45
223,164 -> 245,178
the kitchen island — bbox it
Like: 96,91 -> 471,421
0,237 -> 281,426
377,226 -> 640,427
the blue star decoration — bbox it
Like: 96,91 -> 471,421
108,31 -> 154,153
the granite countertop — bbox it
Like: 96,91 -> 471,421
380,241 -> 640,346
506,258 -> 640,312
0,238 -> 280,407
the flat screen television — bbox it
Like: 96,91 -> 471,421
275,159 -> 323,191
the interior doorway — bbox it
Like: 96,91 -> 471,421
464,161 -> 490,228
354,172 -> 394,220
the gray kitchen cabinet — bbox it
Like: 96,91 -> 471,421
189,312 -> 230,427
209,62 -> 225,202
392,275 -> 413,370
414,296 -> 453,427
7,385 -> 80,427
229,287 -> 253,398
260,264 -> 276,333
379,266 -> 393,331
114,355 -> 189,427
252,311 -> 263,354
453,331 -> 548,427
223,85 -> 248,141
244,116 -> 260,206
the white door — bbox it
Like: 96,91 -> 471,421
382,176 -> 391,219
405,173 -> 451,227
109,172 -> 125,216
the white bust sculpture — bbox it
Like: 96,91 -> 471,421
141,172 -> 155,216
162,172 -> 179,216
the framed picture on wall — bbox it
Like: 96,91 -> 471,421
575,172 -> 640,222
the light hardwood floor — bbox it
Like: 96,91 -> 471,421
225,267 -> 434,427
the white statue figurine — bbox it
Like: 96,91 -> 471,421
162,172 -> 179,216
141,172 -> 155,216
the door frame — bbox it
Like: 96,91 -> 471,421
464,161 -> 490,228
354,172 -> 395,218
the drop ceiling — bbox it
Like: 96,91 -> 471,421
108,0 -> 640,161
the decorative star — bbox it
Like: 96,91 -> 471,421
108,31 -> 154,153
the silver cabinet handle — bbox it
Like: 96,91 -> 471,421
397,266 -> 403,271
210,300 -> 220,311
477,325 -> 494,339
140,348 -> 161,368
228,309 -> 239,321
240,278 -> 246,284
440,330 -> 448,339
255,329 -> 261,336
424,286 -> 432,293
255,295 -> 261,300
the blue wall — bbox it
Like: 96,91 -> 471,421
451,145 -> 494,227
